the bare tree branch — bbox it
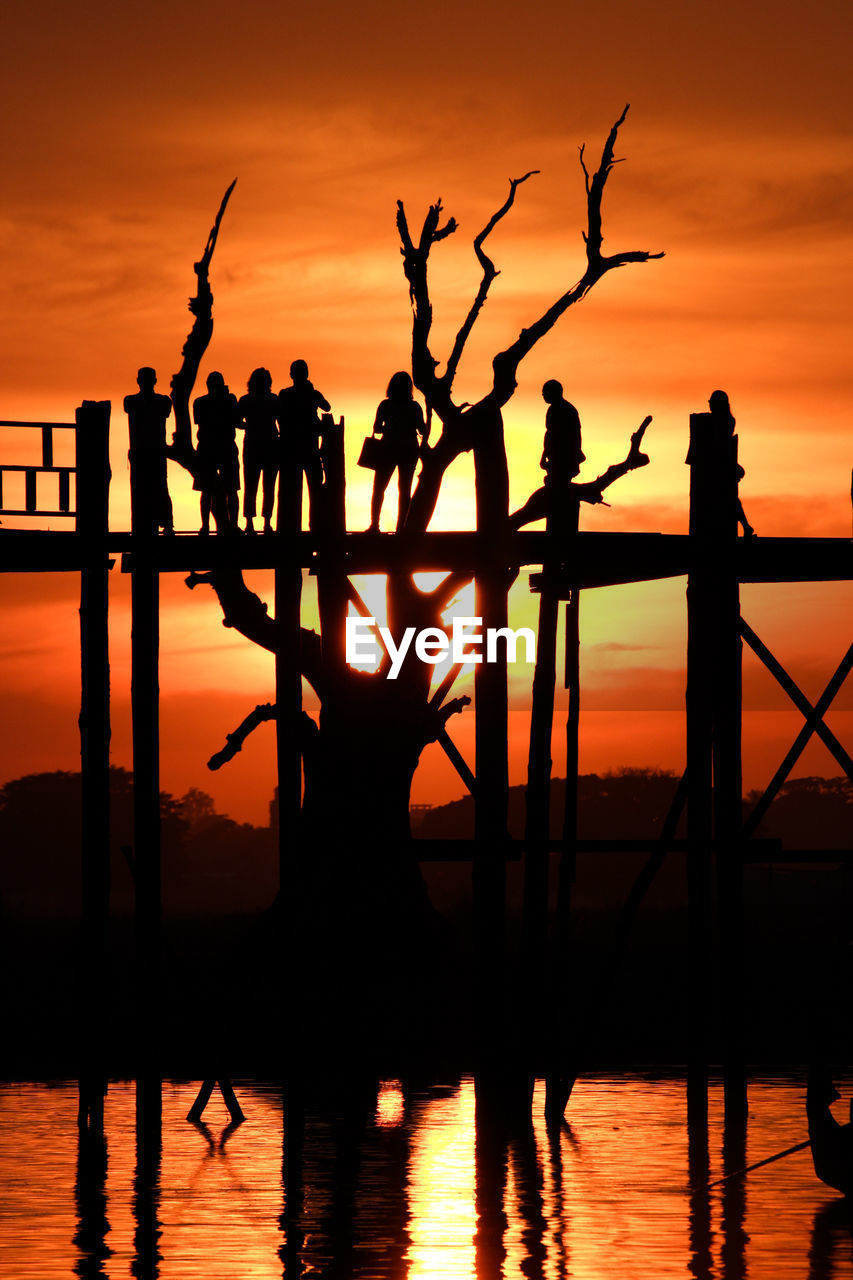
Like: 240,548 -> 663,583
207,702 -> 276,770
443,170 -> 539,388
489,106 -> 663,407
185,566 -> 325,694
510,417 -> 653,529
170,179 -> 237,458
396,199 -> 457,418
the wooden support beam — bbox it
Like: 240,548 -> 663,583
742,642 -> 853,839
740,617 -> 853,780
275,432 -> 304,941
539,492 -> 581,1122
316,416 -> 348,678
472,429 -> 510,1071
521,583 -> 558,1069
76,400 -> 111,1129
437,727 -> 476,794
685,411 -> 720,1085
129,410 -> 162,1064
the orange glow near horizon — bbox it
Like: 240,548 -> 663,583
1,0 -> 851,823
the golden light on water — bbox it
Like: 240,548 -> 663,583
1,1076 -> 851,1276
375,1080 -> 405,1128
407,1081 -> 477,1278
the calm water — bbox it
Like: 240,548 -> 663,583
1,1074 -> 851,1278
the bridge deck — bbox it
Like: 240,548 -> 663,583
1,529 -> 850,586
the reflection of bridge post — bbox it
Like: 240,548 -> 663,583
687,412 -> 744,1092
721,1086 -> 747,1280
280,1079 -> 305,1279
687,1077 -> 712,1280
133,1076 -> 162,1280
73,1103 -> 111,1279
77,401 -> 112,1126
474,1075 -> 509,1280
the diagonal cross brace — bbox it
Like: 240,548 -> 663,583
740,618 -> 853,839
740,618 -> 853,780
437,727 -> 476,796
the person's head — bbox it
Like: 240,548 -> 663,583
137,366 -> 157,392
206,370 -> 225,394
290,359 -> 309,383
247,367 -> 272,395
387,371 -> 413,401
709,389 -> 731,416
542,379 -> 563,405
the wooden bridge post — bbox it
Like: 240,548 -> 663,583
686,410 -> 744,1093
713,436 -> 745,1104
547,497 -> 580,1120
316,415 -> 347,675
275,431 -> 305,919
686,413 -> 718,1087
129,419 -> 162,1072
521,581 -> 558,1068
76,400 -> 111,1125
473,430 -> 510,1071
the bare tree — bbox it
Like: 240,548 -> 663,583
167,107 -> 663,1002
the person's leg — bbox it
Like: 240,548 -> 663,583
243,451 -> 259,530
370,460 -> 394,530
158,469 -> 174,534
200,491 -> 211,533
396,459 -> 416,530
304,455 -> 323,531
261,456 -> 278,531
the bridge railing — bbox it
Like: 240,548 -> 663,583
0,419 -> 78,519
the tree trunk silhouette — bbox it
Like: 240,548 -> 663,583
170,109 -> 663,1037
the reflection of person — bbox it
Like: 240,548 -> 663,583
540,378 -> 585,490
277,359 -> 330,529
367,371 -> 429,531
124,366 -> 174,533
193,371 -> 240,533
238,367 -> 278,534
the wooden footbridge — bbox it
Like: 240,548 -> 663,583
1,405 -> 851,1117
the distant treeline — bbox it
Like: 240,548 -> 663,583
0,767 -> 276,917
416,767 -> 853,848
1,766 -> 850,919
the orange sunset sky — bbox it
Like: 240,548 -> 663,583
1,0 -> 851,824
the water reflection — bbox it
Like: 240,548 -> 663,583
73,1095 -> 110,1279
1,1075 -> 852,1277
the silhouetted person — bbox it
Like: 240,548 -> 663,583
193,371 -> 240,533
807,1067 -> 853,1195
367,371 -> 428,531
277,358 -> 330,529
238,367 -> 278,533
124,367 -> 174,534
541,378 -> 584,488
708,389 -> 754,537
509,380 -> 587,530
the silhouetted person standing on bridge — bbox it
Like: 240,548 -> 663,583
367,371 -> 429,531
277,359 -> 330,530
238,367 -> 278,534
510,380 -> 587,529
541,378 -> 585,490
124,366 -> 174,534
193,371 -> 240,533
708,389 -> 754,538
